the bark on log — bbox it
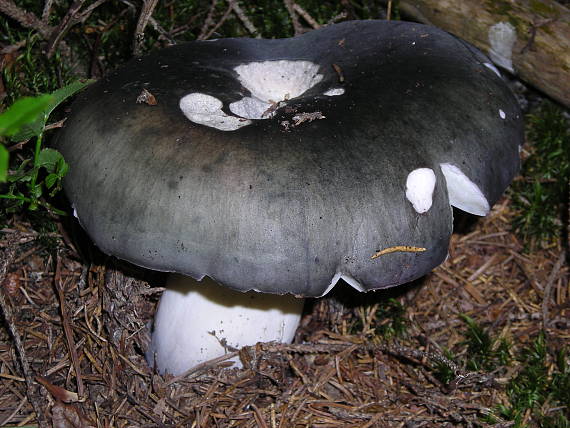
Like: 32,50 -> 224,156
398,0 -> 570,107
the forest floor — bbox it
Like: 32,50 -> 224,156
1,194 -> 568,427
0,1 -> 569,427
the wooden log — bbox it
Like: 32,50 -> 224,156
397,0 -> 570,107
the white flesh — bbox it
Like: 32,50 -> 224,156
483,62 -> 501,78
148,274 -> 304,375
320,271 -> 365,297
440,163 -> 490,216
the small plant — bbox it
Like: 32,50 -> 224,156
1,28 -> 73,105
373,298 -> 408,338
497,333 -> 570,427
505,333 -> 550,423
0,80 -> 93,212
0,95 -> 53,182
511,101 -> 570,249
433,347 -> 457,384
459,314 -> 512,371
445,317 -> 568,426
349,297 -> 408,338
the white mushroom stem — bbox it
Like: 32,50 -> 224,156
147,274 -> 305,375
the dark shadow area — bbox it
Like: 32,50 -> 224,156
452,207 -> 481,235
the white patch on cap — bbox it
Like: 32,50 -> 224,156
229,96 -> 274,119
405,168 -> 437,214
235,60 -> 322,104
483,62 -> 501,77
488,22 -> 517,73
229,60 -> 323,120
179,93 -> 251,131
499,109 -> 506,119
180,61 -> 326,129
323,88 -> 345,96
440,163 -> 490,216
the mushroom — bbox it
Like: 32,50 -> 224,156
56,20 -> 523,375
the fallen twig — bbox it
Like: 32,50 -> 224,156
197,0 -> 219,40
133,0 -> 159,56
292,3 -> 320,29
283,0 -> 304,35
0,0 -> 53,39
202,1 -> 233,41
46,0 -> 86,57
119,0 -> 174,45
231,0 -> 259,37
41,0 -> 55,22
542,251 -> 566,330
239,340 -> 474,389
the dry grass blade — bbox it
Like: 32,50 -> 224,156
54,254 -> 85,400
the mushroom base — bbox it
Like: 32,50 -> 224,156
147,274 -> 305,375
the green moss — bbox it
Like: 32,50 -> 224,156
482,0 -> 529,35
373,298 -> 408,338
529,0 -> 558,17
498,334 -> 570,427
538,414 -> 570,428
458,314 -> 513,371
349,297 -> 408,339
511,101 -> 570,249
484,0 -> 514,16
28,210 -> 60,250
0,30 -> 73,105
444,323 -> 569,427
433,348 -> 457,384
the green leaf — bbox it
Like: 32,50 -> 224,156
8,118 -> 43,142
38,148 -> 65,173
30,183 -> 42,199
45,80 -> 94,117
0,95 -> 53,137
56,156 -> 69,176
45,173 -> 58,189
0,144 -> 8,182
7,159 -> 32,183
10,79 -> 94,141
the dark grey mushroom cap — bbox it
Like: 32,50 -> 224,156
56,20 -> 522,296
